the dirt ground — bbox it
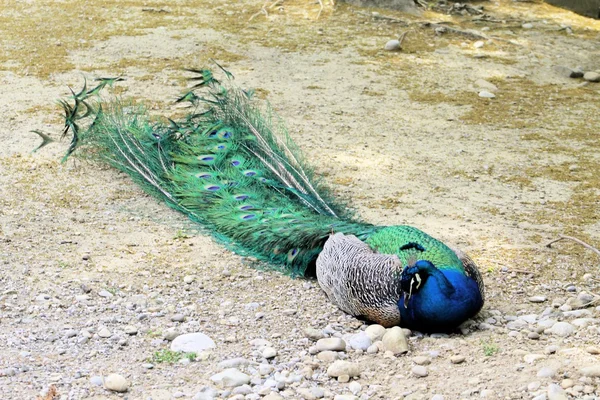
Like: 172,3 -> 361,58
1,0 -> 600,399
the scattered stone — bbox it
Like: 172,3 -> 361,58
317,350 -> 339,362
586,346 -> 600,355
474,41 -> 484,48
89,375 -> 103,386
326,360 -> 361,378
183,275 -> 195,284
528,332 -> 540,340
304,328 -> 325,341
537,367 -> 556,378
97,327 -> 112,338
522,23 -> 534,29
578,291 -> 595,304
364,324 -> 386,342
142,363 -> 154,369
264,393 -> 284,400
411,365 -> 428,377
337,374 -> 350,383
529,296 -> 547,303
450,355 -> 465,364
413,356 -> 431,365
349,381 -> 361,395
550,322 -> 575,337
580,365 -> 600,377
547,383 -> 568,400
104,373 -> 129,392
262,347 -> 277,359
171,314 -> 186,322
98,290 -> 113,298
366,344 -> 378,354
163,328 -> 180,341
171,332 -> 215,353
478,90 -> 495,98
347,331 -> 372,351
210,368 -> 250,388
123,325 -> 138,335
219,358 -> 254,369
334,395 -> 357,400
382,327 -> 408,355
316,338 -> 346,352
384,39 -> 401,51
583,72 -> 600,82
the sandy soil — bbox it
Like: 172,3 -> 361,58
1,0 -> 600,399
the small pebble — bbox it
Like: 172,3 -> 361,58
413,356 -> 431,365
522,23 -> 534,29
316,338 -> 346,352
364,324 -> 386,342
529,296 -> 547,303
583,71 -> 600,82
382,327 -> 408,355
262,347 -> 277,359
474,41 -> 484,48
411,365 -> 428,377
384,39 -> 401,51
450,355 -> 465,364
104,373 -> 129,392
478,90 -> 495,98
326,360 -> 361,378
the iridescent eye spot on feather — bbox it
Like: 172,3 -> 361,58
208,130 -> 218,138
196,172 -> 213,179
218,129 -> 233,139
241,214 -> 256,220
243,170 -> 259,177
287,248 -> 299,262
231,160 -> 241,167
234,194 -> 249,201
239,204 -> 254,211
198,155 -> 215,163
205,185 -> 221,191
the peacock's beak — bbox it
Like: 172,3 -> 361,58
403,292 -> 410,308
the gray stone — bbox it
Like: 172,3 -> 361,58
537,367 -> 556,378
413,356 -> 431,365
522,23 -> 534,29
382,327 -> 408,355
89,375 -> 103,386
123,325 -> 138,335
580,365 -> 600,377
364,324 -> 386,341
171,314 -> 185,322
550,322 -> 575,337
450,355 -> 465,364
171,332 -> 215,353
474,79 -> 498,92
326,360 -> 361,378
104,373 -> 129,392
304,328 -> 325,341
97,327 -> 112,338
98,290 -> 113,298
318,350 -> 340,362
584,71 -> 600,82
262,347 -> 277,359
163,328 -> 180,341
478,90 -> 496,98
547,383 -> 568,400
411,365 -> 428,377
316,338 -> 346,352
529,296 -> 547,303
349,381 -> 361,395
333,395 -> 358,400
384,39 -> 401,51
347,331 -> 372,351
210,368 -> 250,388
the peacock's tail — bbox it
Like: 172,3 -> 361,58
58,68 -> 377,276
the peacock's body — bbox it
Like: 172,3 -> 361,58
54,68 -> 484,332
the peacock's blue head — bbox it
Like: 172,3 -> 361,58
398,259 -> 483,332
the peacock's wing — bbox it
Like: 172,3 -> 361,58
452,248 -> 485,302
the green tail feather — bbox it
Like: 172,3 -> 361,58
59,68 -> 379,276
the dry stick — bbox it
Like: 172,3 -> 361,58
545,235 -> 600,258
316,0 -> 324,20
269,0 -> 284,8
249,0 -> 270,21
421,22 -> 488,40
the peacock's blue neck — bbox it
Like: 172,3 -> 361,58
398,266 -> 483,332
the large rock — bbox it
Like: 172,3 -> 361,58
382,327 -> 409,355
170,332 -> 215,353
545,0 -> 600,18
338,0 -> 420,14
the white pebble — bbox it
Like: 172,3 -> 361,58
104,373 -> 129,392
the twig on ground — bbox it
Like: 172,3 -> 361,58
316,0 -> 324,20
545,234 -> 600,257
356,11 -> 410,25
249,0 -> 270,21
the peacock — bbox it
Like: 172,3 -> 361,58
50,66 -> 484,332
